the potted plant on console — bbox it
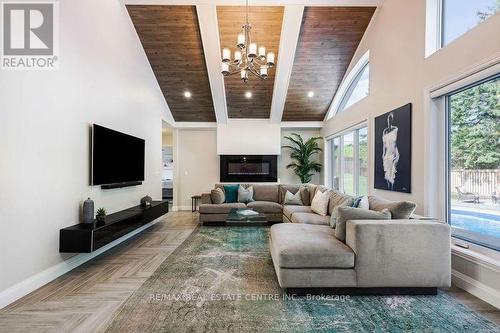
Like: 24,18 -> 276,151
96,207 -> 107,225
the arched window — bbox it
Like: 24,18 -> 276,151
326,51 -> 370,119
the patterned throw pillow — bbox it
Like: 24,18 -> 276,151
210,188 -> 225,204
311,190 -> 330,216
238,185 -> 254,203
223,185 -> 239,203
283,190 -> 303,205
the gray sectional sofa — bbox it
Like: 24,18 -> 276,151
200,183 -> 451,293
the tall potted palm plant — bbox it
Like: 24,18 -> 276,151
282,133 -> 323,183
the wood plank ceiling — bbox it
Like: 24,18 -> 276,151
217,6 -> 284,119
282,7 -> 375,121
127,5 -> 216,122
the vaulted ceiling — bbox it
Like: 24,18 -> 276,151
126,3 -> 376,124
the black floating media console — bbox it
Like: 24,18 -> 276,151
60,200 -> 168,253
101,181 -> 142,189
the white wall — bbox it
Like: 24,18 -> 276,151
321,0 -> 500,306
0,0 -> 167,296
173,129 -> 220,210
217,120 -> 281,155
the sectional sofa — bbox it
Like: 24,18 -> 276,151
200,183 -> 451,294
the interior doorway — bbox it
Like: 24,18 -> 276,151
162,123 -> 174,204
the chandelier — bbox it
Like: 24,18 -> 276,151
220,0 -> 275,83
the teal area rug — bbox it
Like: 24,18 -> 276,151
106,227 -> 498,332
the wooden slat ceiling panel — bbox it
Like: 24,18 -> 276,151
217,6 -> 284,119
282,7 -> 375,121
127,5 -> 216,122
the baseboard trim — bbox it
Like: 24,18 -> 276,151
0,215 -> 165,309
452,269 -> 500,309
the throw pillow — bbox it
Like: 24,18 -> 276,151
311,189 -> 330,216
223,184 -> 239,203
351,195 -> 369,209
329,210 -> 338,228
284,190 -> 303,205
368,196 -> 416,219
210,188 -> 225,204
334,206 -> 392,242
237,185 -> 254,203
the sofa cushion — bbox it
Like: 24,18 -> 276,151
223,185 -> 239,203
270,223 -> 355,268
311,189 -> 330,216
291,212 -> 330,225
328,191 -> 355,215
368,196 -> 417,219
247,201 -> 282,214
210,188 -> 225,204
334,206 -> 392,241
283,205 -> 312,220
199,202 -> 246,214
252,185 -> 279,202
279,185 -> 310,205
237,185 -> 254,203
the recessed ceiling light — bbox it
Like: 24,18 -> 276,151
245,91 -> 252,99
307,91 -> 314,98
184,91 -> 192,98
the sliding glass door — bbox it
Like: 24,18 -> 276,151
447,75 -> 500,250
328,125 -> 368,196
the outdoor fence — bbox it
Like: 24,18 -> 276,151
451,169 -> 500,197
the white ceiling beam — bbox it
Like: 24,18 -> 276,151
123,0 -> 381,6
196,5 -> 228,124
270,5 -> 303,123
281,121 -> 324,129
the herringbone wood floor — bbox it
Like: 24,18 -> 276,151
0,211 -> 199,333
0,211 -> 498,332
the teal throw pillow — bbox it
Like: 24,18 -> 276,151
223,185 -> 239,203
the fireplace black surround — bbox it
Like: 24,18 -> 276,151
220,155 -> 277,182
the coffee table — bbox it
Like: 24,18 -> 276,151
225,208 -> 268,226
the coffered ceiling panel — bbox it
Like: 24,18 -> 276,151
217,6 -> 284,119
127,5 -> 216,122
282,7 -> 375,121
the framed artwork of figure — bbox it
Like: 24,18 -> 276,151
374,103 -> 412,193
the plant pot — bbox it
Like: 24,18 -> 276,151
96,215 -> 106,224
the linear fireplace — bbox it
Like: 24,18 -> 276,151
220,155 -> 277,182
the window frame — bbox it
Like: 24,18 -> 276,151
327,123 -> 368,196
325,51 -> 370,120
445,74 -> 500,251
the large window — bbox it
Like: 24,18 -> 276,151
442,0 -> 499,46
447,75 -> 500,251
337,64 -> 370,113
329,125 -> 368,196
326,51 -> 370,119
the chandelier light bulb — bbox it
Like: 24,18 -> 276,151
222,48 -> 231,63
234,50 -> 242,63
266,52 -> 275,67
258,46 -> 266,60
237,33 -> 245,48
248,43 -> 257,58
241,69 -> 248,82
260,66 -> 268,79
221,63 -> 230,76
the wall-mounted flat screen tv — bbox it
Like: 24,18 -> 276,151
91,124 -> 145,186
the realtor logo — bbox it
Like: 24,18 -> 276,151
1,2 -> 58,70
